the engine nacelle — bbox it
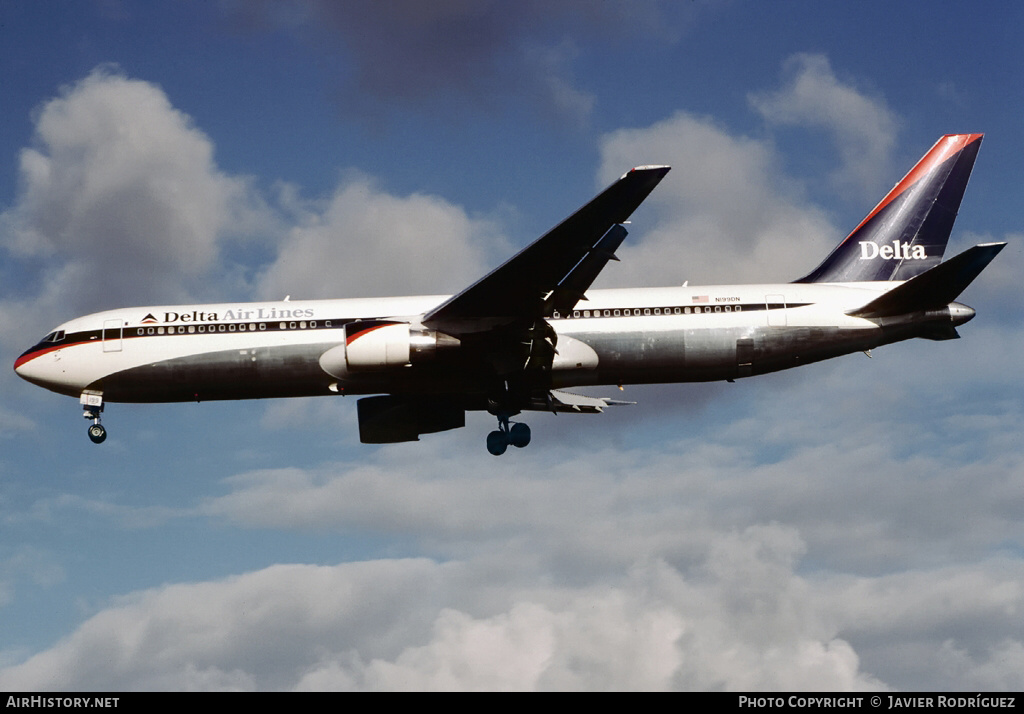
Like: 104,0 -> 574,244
346,321 -> 411,369
319,321 -> 460,377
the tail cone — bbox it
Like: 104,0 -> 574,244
948,302 -> 975,327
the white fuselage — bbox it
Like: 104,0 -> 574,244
15,280 -> 963,406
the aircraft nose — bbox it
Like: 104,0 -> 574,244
14,350 -> 39,382
948,302 -> 975,327
14,348 -> 52,387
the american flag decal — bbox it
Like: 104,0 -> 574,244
692,295 -> 709,304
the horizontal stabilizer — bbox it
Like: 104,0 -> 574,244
848,242 -> 1005,318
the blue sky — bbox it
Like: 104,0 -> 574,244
1,0 -> 1023,691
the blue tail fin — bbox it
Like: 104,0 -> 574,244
797,134 -> 983,283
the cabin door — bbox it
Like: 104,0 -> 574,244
102,318 -> 124,353
765,295 -> 787,327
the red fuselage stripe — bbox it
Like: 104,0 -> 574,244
14,341 -> 91,370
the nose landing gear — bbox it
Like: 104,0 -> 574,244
87,422 -> 107,444
486,413 -> 531,456
81,392 -> 106,444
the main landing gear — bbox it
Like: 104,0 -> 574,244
486,412 -> 531,456
81,392 -> 106,444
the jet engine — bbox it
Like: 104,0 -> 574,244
319,320 -> 460,377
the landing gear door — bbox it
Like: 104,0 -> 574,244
102,318 -> 124,353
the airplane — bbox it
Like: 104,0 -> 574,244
14,133 -> 1005,455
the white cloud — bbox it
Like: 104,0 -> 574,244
522,39 -> 596,128
197,338 -> 1024,575
0,406 -> 35,435
4,539 -> 1020,690
596,112 -> 836,286
749,53 -> 899,201
817,562 -> 1024,691
0,543 -> 898,691
5,493 -> 182,531
0,67 -> 503,361
0,68 -> 270,350
0,546 -> 64,610
594,54 -> 902,290
0,559 -> 453,691
256,173 -> 500,300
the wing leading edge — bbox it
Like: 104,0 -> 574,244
423,165 -> 670,335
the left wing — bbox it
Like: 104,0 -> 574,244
422,165 -> 670,335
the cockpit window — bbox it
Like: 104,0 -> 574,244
42,331 -> 65,343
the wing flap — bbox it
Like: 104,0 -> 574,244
528,389 -> 635,414
545,224 -> 628,315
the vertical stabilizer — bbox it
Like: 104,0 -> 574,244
797,134 -> 983,283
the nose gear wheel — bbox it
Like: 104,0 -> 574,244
81,393 -> 107,444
